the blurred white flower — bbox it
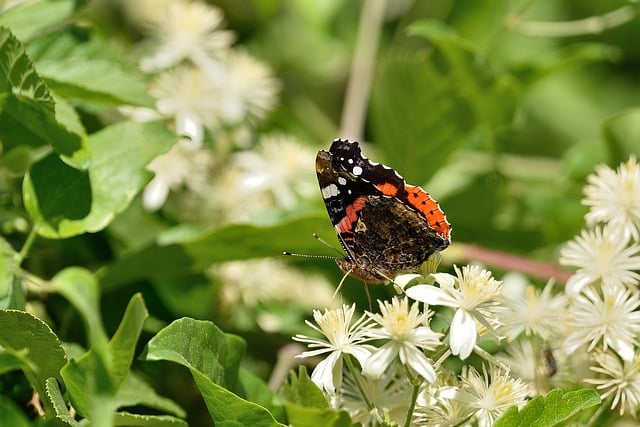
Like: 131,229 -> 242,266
559,224 -> 640,296
563,284 -> 640,361
362,297 -> 442,383
455,364 -> 528,427
213,50 -> 281,124
583,156 -> 640,241
294,304 -> 374,392
498,280 -> 567,342
139,0 -> 234,72
151,66 -> 221,146
585,349 -> 640,417
405,265 -> 503,360
143,139 -> 213,211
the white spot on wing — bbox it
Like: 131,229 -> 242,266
322,184 -> 340,198
352,166 -> 363,176
338,177 -> 347,186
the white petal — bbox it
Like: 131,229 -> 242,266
362,343 -> 398,379
431,272 -> 456,287
399,346 -> 437,383
405,285 -> 458,307
394,274 -> 424,290
142,176 -> 169,211
450,309 -> 476,359
344,346 -> 372,368
565,274 -> 592,296
611,338 -> 635,362
311,351 -> 341,392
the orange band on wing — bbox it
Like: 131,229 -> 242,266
336,196 -> 366,234
375,182 -> 399,196
405,185 -> 451,239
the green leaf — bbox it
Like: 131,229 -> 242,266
602,108 -> 640,164
61,294 -> 148,420
114,372 -> 185,417
23,153 -> 92,232
0,237 -> 24,310
280,366 -> 328,409
25,121 -> 175,239
113,412 -> 188,427
100,215 -> 336,290
143,318 -> 285,426
38,57 -> 154,107
0,0 -> 75,41
240,368 -> 286,423
45,377 -> 78,426
0,395 -> 32,427
51,267 -> 108,349
0,27 -> 87,168
494,388 -> 601,427
0,310 -> 67,415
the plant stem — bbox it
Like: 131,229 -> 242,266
340,0 -> 386,140
15,224 -> 38,267
403,368 -> 421,427
344,355 -> 375,411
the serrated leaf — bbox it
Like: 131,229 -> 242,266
494,388 -> 601,427
0,310 -> 67,415
100,215 -> 336,290
24,121 -> 175,239
280,366 -> 328,409
0,27 -> 87,167
143,318 -> 285,426
23,153 -> 92,232
114,372 -> 185,417
38,57 -> 154,107
0,0 -> 75,41
45,377 -> 78,426
113,412 -> 188,427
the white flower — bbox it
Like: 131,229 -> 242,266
143,139 -> 213,211
456,364 -> 528,427
405,265 -> 503,360
563,284 -> 640,361
212,50 -> 280,124
293,304 -> 374,392
583,156 -> 640,241
498,280 -> 567,342
585,350 -> 640,417
362,297 -> 442,383
151,66 -> 220,146
139,0 -> 234,72
559,224 -> 640,295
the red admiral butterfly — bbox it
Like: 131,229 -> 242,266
316,138 -> 451,283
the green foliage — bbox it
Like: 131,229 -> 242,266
1,1 -> 639,425
494,389 -> 602,427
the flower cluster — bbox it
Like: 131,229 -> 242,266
119,0 -> 297,214
558,156 -> 640,416
295,157 -> 640,423
295,267 -> 528,426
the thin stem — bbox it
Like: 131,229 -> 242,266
344,355 -> 375,411
15,224 -> 38,267
402,367 -> 421,427
507,5 -> 636,38
340,0 -> 386,140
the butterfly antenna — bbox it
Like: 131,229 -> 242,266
282,251 -> 337,260
312,233 -> 345,257
332,268 -> 353,300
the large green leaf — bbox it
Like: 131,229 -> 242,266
142,318 -> 285,426
113,412 -> 188,427
0,27 -> 87,167
114,372 -> 185,417
0,0 -> 75,42
99,215 -> 337,290
23,153 -> 92,231
494,388 -> 601,427
0,310 -> 67,415
23,121 -> 175,238
602,108 -> 640,164
38,57 -> 154,107
0,395 -> 32,427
